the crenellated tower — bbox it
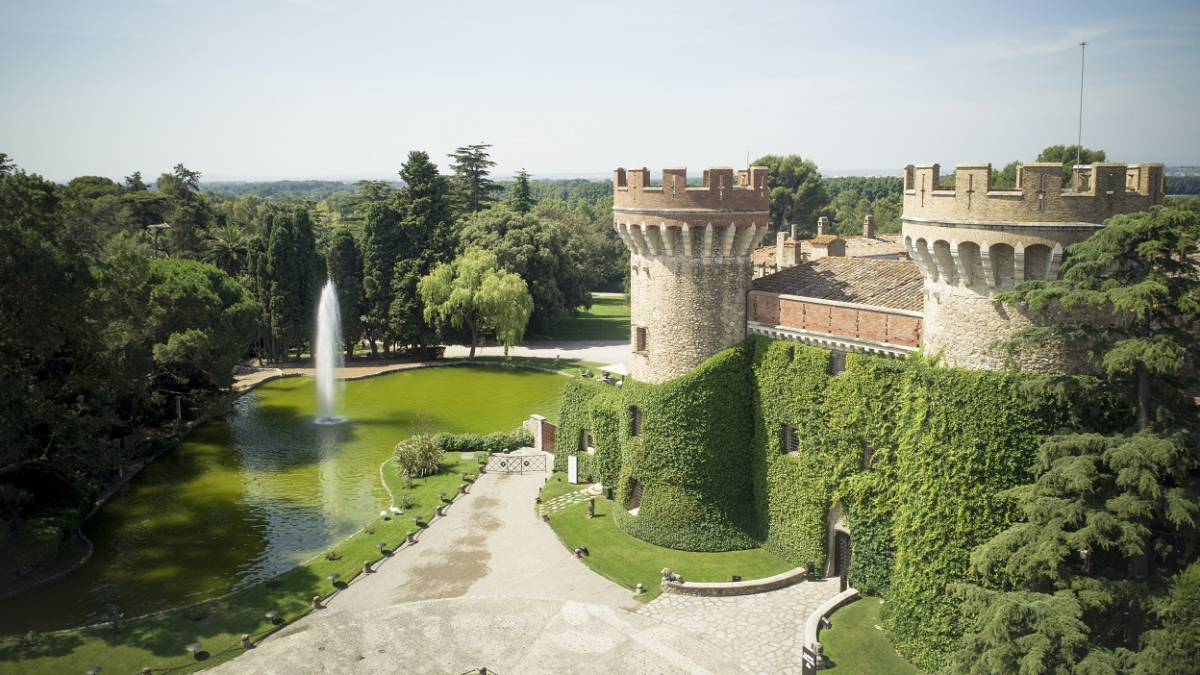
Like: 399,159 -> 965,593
613,165 -> 770,383
902,161 -> 1165,371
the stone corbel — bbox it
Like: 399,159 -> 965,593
980,241 -> 996,288
1013,242 -> 1025,287
701,223 -> 715,262
614,222 -> 635,254
659,224 -> 675,257
640,223 -> 659,256
1047,242 -> 1064,281
913,239 -> 936,282
949,239 -> 972,286
630,223 -> 650,257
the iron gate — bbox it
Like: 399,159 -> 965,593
486,454 -> 547,474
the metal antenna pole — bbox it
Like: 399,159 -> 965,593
1075,41 -> 1087,189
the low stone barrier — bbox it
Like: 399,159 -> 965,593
804,587 -> 859,653
659,566 -> 808,597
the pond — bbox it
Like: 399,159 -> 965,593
0,366 -> 565,634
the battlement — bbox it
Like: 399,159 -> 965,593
903,162 -> 1164,225
613,166 -> 770,214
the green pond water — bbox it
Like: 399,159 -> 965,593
0,366 -> 565,634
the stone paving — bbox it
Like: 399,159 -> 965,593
209,453 -> 841,675
537,483 -> 598,518
638,578 -> 842,675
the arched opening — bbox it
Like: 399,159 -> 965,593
990,243 -> 1015,289
1024,244 -> 1052,282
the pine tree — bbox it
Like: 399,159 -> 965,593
511,169 -> 535,214
325,228 -> 363,357
448,143 -> 501,214
950,202 -> 1200,673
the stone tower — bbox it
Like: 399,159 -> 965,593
613,166 -> 770,383
902,161 -> 1165,371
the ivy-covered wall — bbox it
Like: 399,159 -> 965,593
557,336 -> 1127,671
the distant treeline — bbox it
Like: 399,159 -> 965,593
496,178 -> 613,206
823,176 -> 903,202
1167,176 -> 1200,195
202,180 -> 372,202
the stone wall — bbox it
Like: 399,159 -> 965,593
630,254 -> 752,383
922,282 -> 1099,372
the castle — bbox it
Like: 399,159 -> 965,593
615,161 -> 1166,380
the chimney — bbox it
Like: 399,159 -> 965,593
789,222 -> 797,240
863,215 -> 875,239
817,217 -> 830,236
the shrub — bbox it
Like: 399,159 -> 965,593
393,433 -> 441,479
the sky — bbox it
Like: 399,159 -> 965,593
2,0 -> 1198,183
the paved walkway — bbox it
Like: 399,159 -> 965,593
210,451 -> 839,675
234,340 -> 632,392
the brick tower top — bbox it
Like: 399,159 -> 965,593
903,162 -> 1165,226
613,166 -> 769,229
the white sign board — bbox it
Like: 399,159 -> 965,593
567,455 -> 579,484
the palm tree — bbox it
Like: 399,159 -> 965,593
205,223 -> 248,277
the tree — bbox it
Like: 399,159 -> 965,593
204,223 -> 249,277
325,227 -> 364,357
1037,145 -> 1108,188
752,154 -> 829,236
418,249 -> 533,359
511,169 -> 535,214
457,203 -> 597,334
950,203 -> 1200,673
1143,562 -> 1200,674
998,201 -> 1200,429
991,161 -> 1021,189
157,163 -> 213,258
448,143 -> 502,214
264,206 -> 322,360
0,153 -> 14,178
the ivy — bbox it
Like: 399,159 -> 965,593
557,336 -> 1127,670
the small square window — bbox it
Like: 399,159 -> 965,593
782,424 -> 799,456
634,326 -> 648,354
829,350 -> 847,376
632,406 -> 643,437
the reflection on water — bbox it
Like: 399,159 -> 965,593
0,367 -> 564,633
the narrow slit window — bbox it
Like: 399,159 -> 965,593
635,326 -> 648,354
628,480 -> 644,512
582,429 -> 595,454
863,443 -> 875,469
632,407 -> 643,437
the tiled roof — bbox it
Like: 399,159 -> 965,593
810,235 -> 841,245
844,234 -> 908,258
751,245 -> 776,265
752,257 -> 924,313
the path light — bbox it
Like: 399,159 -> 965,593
376,542 -> 387,553
265,610 -> 280,622
186,642 -> 203,658
438,492 -> 447,502
412,515 -> 421,525
459,472 -> 466,480
326,573 -> 340,585
86,667 -> 102,675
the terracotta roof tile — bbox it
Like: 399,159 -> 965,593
810,235 -> 841,245
753,257 -> 924,313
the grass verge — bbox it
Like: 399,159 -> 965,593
541,479 -> 793,603
821,596 -> 924,674
529,295 -> 630,341
0,455 -> 478,675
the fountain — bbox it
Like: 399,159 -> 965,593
314,279 -> 346,424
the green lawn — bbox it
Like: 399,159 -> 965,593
530,295 -> 630,341
542,484 -> 793,603
821,597 -> 924,674
539,472 -> 589,502
0,456 -> 478,675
